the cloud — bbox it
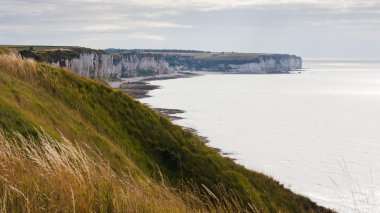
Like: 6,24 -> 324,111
80,21 -> 193,32
4,0 -> 380,15
0,0 -> 380,57
83,33 -> 166,41
92,0 -> 380,12
128,33 -> 166,41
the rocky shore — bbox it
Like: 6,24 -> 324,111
116,73 -> 238,160
120,82 -> 160,99
114,72 -> 198,98
113,72 -> 211,141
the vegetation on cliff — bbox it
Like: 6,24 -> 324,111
2,45 -> 105,63
0,48 -> 329,212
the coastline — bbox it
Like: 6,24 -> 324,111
118,72 -> 238,159
150,106 -> 234,159
111,70 -> 306,157
110,72 -> 218,150
108,72 -> 199,89
128,67 -> 372,212
105,69 -> 339,212
126,71 -> 332,213
110,72 -> 200,99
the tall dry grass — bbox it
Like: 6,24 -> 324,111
0,128 -> 186,212
0,51 -> 36,80
0,129 -> 251,212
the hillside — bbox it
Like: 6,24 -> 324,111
2,45 -> 104,62
0,48 -> 331,212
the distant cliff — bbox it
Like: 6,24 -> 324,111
51,53 -> 173,79
17,46 -> 302,78
161,53 -> 302,73
228,55 -> 302,73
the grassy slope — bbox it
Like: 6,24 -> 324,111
0,128 -> 204,212
0,49 -> 330,212
0,45 -> 81,51
1,45 -> 105,63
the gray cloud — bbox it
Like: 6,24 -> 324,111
0,0 -> 380,57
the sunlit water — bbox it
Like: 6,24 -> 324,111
141,59 -> 380,212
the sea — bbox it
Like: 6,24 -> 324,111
141,59 -> 380,212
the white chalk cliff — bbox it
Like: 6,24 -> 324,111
51,52 -> 302,78
52,53 -> 174,78
229,56 -> 302,73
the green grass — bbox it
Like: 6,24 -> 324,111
0,50 -> 331,212
0,45 -> 81,51
0,45 -> 105,63
138,51 -> 270,61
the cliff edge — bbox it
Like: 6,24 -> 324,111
6,46 -> 302,79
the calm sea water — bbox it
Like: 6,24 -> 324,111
141,59 -> 380,212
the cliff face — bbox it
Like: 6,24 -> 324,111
51,53 -> 174,79
120,54 -> 173,77
26,48 -> 301,78
229,55 -> 302,73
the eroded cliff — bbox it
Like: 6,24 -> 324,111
17,47 -> 302,78
228,55 -> 302,73
51,53 -> 174,79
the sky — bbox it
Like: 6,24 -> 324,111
1,0 -> 380,58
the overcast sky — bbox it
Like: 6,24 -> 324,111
1,0 -> 380,58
